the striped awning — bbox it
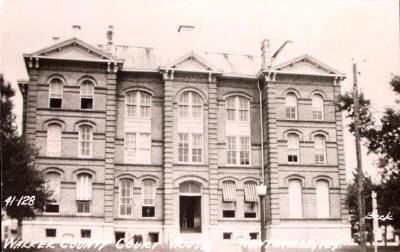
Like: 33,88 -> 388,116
222,181 -> 236,202
244,182 -> 258,202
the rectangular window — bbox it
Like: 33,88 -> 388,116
138,133 -> 151,163
148,233 -> 159,243
142,179 -> 156,217
244,202 -> 257,218
79,125 -> 93,158
49,80 -> 63,109
178,133 -> 189,162
77,201 -> 90,214
125,133 -> 136,162
47,124 -> 62,157
81,229 -> 91,238
120,179 -> 133,216
285,106 -> 296,119
80,82 -> 94,110
126,92 -> 137,117
313,110 -> 323,120
287,134 -> 299,163
223,233 -> 232,240
115,232 -> 125,243
226,98 -> 236,121
192,133 -> 203,163
222,202 -> 236,218
226,136 -> 237,165
239,97 -> 250,121
249,233 -> 258,240
45,228 -> 56,238
239,137 -> 250,165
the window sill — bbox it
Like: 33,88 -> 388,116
76,213 -> 91,216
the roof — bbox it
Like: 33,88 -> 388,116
24,37 -> 345,78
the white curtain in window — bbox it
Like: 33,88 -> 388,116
312,94 -> 324,110
47,124 -> 62,156
50,79 -> 63,98
80,80 -> 94,98
288,179 -> 303,218
46,172 -> 61,202
76,174 -> 92,201
285,93 -> 297,106
287,133 -> 299,149
316,180 -> 330,218
142,179 -> 156,206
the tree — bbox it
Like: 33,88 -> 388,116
1,74 -> 51,237
339,75 -> 400,244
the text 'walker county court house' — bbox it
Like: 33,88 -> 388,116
18,26 -> 351,244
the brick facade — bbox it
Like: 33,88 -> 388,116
19,38 -> 351,245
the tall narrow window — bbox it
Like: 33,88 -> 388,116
76,173 -> 92,214
227,136 -> 251,165
49,78 -> 63,108
120,178 -> 133,216
124,133 -> 151,164
79,125 -> 93,158
222,181 -> 236,218
142,179 -> 156,217
285,93 -> 297,119
178,91 -> 203,119
47,124 -> 62,157
244,181 -> 257,218
80,80 -> 94,109
125,91 -> 151,118
226,96 -> 250,122
125,133 -> 136,162
315,135 -> 326,164
45,172 -> 61,213
178,133 -> 189,162
287,133 -> 299,163
312,94 -> 324,120
226,136 -> 237,165
316,180 -> 330,218
288,179 -> 303,218
192,134 -> 203,163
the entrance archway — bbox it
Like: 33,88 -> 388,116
179,181 -> 202,233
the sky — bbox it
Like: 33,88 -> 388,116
1,0 -> 399,181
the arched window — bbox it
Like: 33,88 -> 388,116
76,173 -> 92,214
78,125 -> 93,158
142,179 -> 156,217
80,79 -> 94,109
226,96 -> 250,121
222,181 -> 236,218
47,123 -> 62,157
49,78 -> 63,108
314,135 -> 326,164
288,179 -> 303,218
287,133 -> 299,163
125,91 -> 151,118
45,172 -> 61,213
312,94 -> 324,120
285,93 -> 297,119
316,180 -> 330,218
120,178 -> 133,216
178,91 -> 203,119
244,181 -> 257,218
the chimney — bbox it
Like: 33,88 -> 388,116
177,25 -> 197,54
106,25 -> 114,50
72,25 -> 81,37
52,36 -> 60,42
261,39 -> 271,69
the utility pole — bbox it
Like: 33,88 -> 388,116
353,62 -> 366,252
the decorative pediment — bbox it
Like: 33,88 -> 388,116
168,51 -> 219,72
24,37 -> 121,62
272,54 -> 344,76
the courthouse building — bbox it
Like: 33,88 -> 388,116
18,27 -> 351,244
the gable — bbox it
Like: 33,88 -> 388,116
272,54 -> 344,76
168,51 -> 219,73
24,37 -> 121,62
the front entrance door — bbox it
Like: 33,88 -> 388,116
180,196 -> 201,232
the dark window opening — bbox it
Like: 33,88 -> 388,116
245,212 -> 257,218
148,233 -> 159,243
50,98 -> 62,108
46,228 -> 56,237
115,232 -> 125,243
180,196 -> 201,233
133,235 -> 143,244
77,201 -> 90,213
81,98 -> 93,109
223,210 -> 235,218
250,232 -> 258,240
288,155 -> 298,163
142,206 -> 155,217
81,229 -> 91,238
223,232 -> 232,240
45,204 -> 59,213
